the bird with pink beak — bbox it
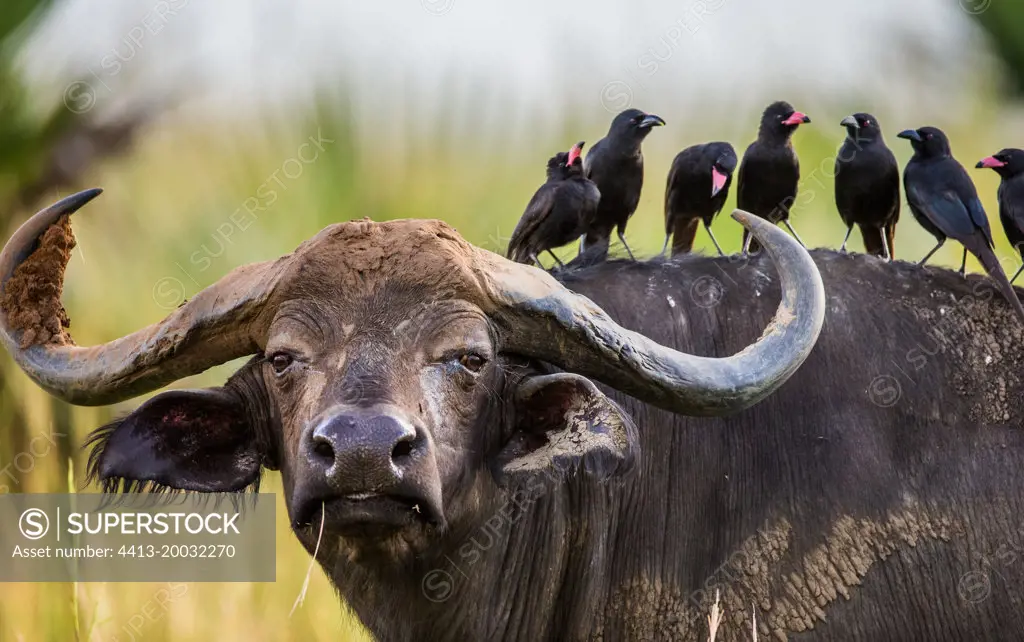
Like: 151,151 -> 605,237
566,141 -> 584,168
977,155 -> 1008,170
781,111 -> 811,127
506,141 -> 600,268
976,148 -> 1024,283
663,141 -> 737,256
711,164 -> 729,197
737,100 -> 812,254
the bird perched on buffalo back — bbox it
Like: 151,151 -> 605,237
899,126 -> 1024,324
582,108 -> 665,260
834,113 -> 900,259
663,141 -> 736,256
977,148 -> 1024,284
507,141 -> 600,268
737,100 -> 811,254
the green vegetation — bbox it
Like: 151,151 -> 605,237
975,2 -> 1024,97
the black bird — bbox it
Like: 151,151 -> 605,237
582,108 -> 665,260
898,126 -> 1024,323
977,148 -> 1024,283
835,113 -> 900,259
738,100 -> 811,254
663,141 -> 736,256
507,142 -> 600,267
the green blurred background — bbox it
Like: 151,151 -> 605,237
1,1 -> 1023,639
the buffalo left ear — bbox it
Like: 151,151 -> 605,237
495,373 -> 638,486
86,387 -> 263,493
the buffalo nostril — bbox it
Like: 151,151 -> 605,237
312,437 -> 335,463
391,437 -> 414,462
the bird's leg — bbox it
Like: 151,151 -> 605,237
882,235 -> 892,261
547,250 -> 565,268
704,222 -> 725,256
578,235 -> 587,255
530,253 -> 542,268
660,234 -> 670,257
885,224 -> 896,262
918,239 -> 944,266
958,248 -> 968,278
782,220 -> 806,248
618,230 -> 636,261
1011,263 -> 1024,285
839,226 -> 853,253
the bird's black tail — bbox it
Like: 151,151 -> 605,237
506,245 -> 530,265
670,218 -> 700,256
858,225 -> 887,258
581,231 -> 611,263
565,237 -> 611,270
972,235 -> 1024,325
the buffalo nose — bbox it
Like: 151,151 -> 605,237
307,413 -> 419,489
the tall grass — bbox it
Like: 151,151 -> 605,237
1,95 -> 1022,640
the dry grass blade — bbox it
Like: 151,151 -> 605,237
289,502 -> 326,618
707,589 -> 724,642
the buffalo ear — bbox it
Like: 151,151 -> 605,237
494,373 -> 638,486
86,388 -> 262,493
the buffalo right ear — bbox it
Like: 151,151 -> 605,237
494,373 -> 638,486
86,387 -> 263,493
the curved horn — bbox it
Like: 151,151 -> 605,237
0,189 -> 286,405
479,210 -> 825,416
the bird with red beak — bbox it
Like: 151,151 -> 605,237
781,111 -> 811,127
976,148 -> 1024,283
507,141 -> 600,268
737,100 -> 811,254
663,141 -> 737,256
566,141 -> 584,168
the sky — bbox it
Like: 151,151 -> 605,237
16,0 -> 997,139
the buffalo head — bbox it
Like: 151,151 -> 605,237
0,189 -> 824,560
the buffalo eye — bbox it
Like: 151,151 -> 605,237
269,352 -> 294,374
458,353 -> 486,373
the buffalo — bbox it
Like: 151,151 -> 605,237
2,189 -> 1023,641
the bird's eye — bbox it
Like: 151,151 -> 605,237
458,353 -> 486,373
269,352 -> 294,374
